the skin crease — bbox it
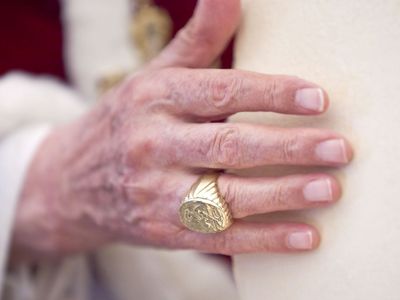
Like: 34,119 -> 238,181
11,0 -> 353,262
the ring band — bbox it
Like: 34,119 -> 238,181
179,173 -> 233,233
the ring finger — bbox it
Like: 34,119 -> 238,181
217,173 -> 340,219
175,172 -> 339,254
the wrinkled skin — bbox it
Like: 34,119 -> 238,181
12,0 -> 353,261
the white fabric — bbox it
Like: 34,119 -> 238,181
232,1 -> 400,299
62,0 -> 142,100
0,72 -> 86,136
0,125 -> 52,296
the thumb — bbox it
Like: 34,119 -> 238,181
149,0 -> 241,69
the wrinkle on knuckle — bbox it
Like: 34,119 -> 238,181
261,231 -> 279,251
206,75 -> 243,110
222,179 -> 239,209
281,135 -> 301,163
268,181 -> 288,208
208,126 -> 242,167
263,77 -> 280,109
222,178 -> 250,218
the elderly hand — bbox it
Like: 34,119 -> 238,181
13,0 -> 352,260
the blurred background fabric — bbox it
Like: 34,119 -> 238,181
0,0 -> 66,80
0,0 -> 233,82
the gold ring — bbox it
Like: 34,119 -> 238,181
179,173 -> 233,233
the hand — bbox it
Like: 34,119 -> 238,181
13,0 -> 352,260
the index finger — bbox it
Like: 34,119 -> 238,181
149,0 -> 241,69
158,68 -> 329,120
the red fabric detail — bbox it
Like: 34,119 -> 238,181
0,0 -> 66,80
0,0 -> 233,81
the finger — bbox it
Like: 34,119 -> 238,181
170,123 -> 353,168
180,221 -> 320,255
149,0 -> 241,69
218,174 -> 341,218
158,69 -> 329,119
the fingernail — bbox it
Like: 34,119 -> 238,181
295,88 -> 325,112
315,139 -> 349,163
287,231 -> 313,250
303,179 -> 333,202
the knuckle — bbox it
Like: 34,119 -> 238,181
157,69 -> 185,103
126,134 -> 160,166
153,68 -> 205,114
263,77 -> 280,109
136,136 -> 158,156
268,181 -> 289,208
208,126 -> 242,167
261,231 -> 281,251
117,74 -> 143,102
221,178 -> 240,210
104,75 -> 144,128
280,135 -> 301,163
206,74 -> 243,109
263,75 -> 299,110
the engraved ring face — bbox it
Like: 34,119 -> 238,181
180,199 -> 229,233
179,173 -> 233,234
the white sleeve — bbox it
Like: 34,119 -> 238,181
0,72 -> 86,138
0,71 -> 86,296
0,125 -> 52,295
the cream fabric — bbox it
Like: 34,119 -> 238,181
231,1 -> 400,299
94,245 -> 238,300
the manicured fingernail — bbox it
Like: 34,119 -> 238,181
303,179 -> 333,202
295,88 -> 325,112
315,139 -> 349,163
287,231 -> 313,250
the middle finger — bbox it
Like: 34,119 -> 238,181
159,68 -> 329,120
169,123 -> 353,169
